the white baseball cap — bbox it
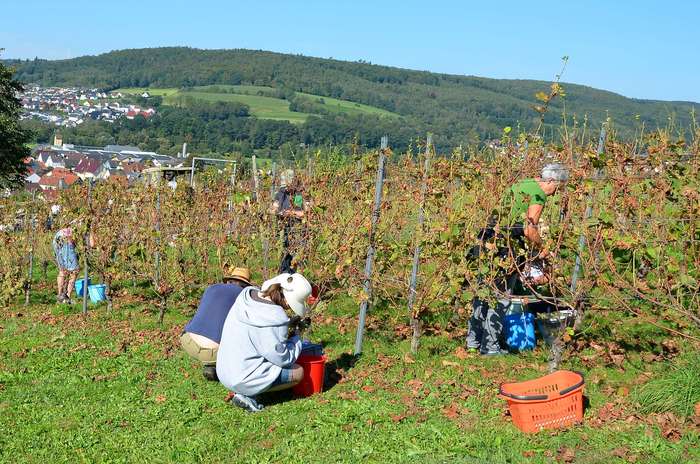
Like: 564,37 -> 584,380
261,272 -> 312,317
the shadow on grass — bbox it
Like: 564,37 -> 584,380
256,352 -> 359,407
323,352 -> 359,392
258,388 -> 296,407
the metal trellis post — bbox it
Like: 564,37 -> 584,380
354,136 -> 388,355
270,162 -> 277,198
251,155 -> 259,202
407,134 -> 432,353
570,124 -> 606,294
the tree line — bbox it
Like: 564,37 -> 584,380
7,47 -> 698,151
22,99 -> 422,156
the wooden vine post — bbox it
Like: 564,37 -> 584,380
24,190 -> 37,306
354,136 -> 388,355
408,134 -> 433,354
154,187 -> 161,288
82,179 -> 93,315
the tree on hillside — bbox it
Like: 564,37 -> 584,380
0,55 -> 31,188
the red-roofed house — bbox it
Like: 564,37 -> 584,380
62,152 -> 87,170
122,161 -> 144,175
141,108 -> 156,119
38,168 -> 80,191
75,157 -> 110,181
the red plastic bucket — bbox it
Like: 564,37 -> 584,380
293,354 -> 327,397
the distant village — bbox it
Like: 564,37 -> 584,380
22,132 -> 190,200
19,85 -> 156,127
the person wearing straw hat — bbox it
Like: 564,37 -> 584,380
466,163 -> 569,355
181,266 -> 252,381
216,272 -> 312,412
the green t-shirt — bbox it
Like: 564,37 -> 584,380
504,178 -> 547,224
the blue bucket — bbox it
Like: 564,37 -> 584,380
504,309 -> 536,351
88,284 -> 107,304
75,278 -> 91,297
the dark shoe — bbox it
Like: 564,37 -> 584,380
202,365 -> 218,381
231,393 -> 264,413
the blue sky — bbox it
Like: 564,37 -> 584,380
2,0 -> 698,102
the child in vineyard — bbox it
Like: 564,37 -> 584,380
180,267 -> 252,381
466,163 -> 568,355
216,272 -> 312,412
270,170 -> 309,273
52,226 -> 80,304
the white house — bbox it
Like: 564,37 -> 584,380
37,152 -> 66,169
25,172 -> 41,184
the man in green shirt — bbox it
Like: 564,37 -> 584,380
466,163 -> 569,355
506,164 -> 567,250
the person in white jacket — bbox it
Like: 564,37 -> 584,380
216,272 -> 312,412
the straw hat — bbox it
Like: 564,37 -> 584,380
223,267 -> 252,285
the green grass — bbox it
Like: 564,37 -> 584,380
175,90 -> 311,123
113,85 -> 397,123
1,280 -> 699,463
634,353 -> 700,417
114,87 -> 180,97
296,92 -> 397,117
194,84 -> 280,96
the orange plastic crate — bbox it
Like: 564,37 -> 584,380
499,370 -> 584,433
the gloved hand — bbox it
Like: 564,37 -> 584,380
289,315 -> 312,331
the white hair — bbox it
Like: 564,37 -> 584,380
541,163 -> 569,182
279,169 -> 295,188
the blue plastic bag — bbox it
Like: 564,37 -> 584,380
504,305 -> 536,351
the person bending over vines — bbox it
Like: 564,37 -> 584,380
466,163 -> 569,355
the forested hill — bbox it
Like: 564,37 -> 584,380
7,47 -> 698,147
